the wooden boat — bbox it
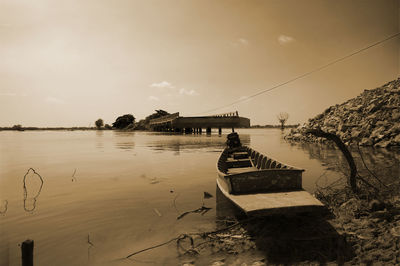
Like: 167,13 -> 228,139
217,138 -> 325,216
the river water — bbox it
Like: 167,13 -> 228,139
0,129 -> 399,265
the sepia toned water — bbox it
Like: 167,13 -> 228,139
0,129 -> 399,265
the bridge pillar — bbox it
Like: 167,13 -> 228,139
199,128 -> 202,134
218,127 -> 222,135
206,127 -> 211,134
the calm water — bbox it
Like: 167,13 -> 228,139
0,129 -> 399,265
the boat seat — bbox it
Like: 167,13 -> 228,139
226,158 -> 253,168
228,166 -> 258,174
232,152 -> 249,160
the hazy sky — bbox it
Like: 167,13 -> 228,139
0,0 -> 399,127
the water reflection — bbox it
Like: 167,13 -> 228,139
146,133 -> 251,154
289,141 -> 400,187
112,131 -> 135,150
215,186 -> 351,264
95,130 -> 104,149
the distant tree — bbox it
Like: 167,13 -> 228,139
104,124 -> 112,130
112,114 -> 135,129
277,112 -> 289,129
12,124 -> 23,131
134,119 -> 147,130
144,109 -> 170,124
95,118 -> 104,129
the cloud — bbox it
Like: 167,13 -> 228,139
179,88 -> 199,96
0,92 -> 28,97
150,81 -> 174,88
45,96 -> 65,104
0,92 -> 17,96
238,38 -> 249,45
230,38 -> 250,47
148,95 -> 160,101
278,35 -> 295,45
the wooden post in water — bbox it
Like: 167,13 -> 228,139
218,127 -> 222,135
21,239 -> 34,266
206,127 -> 211,134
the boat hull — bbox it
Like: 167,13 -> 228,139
217,177 -> 325,216
216,146 -> 326,216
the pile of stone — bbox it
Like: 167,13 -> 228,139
285,77 -> 400,148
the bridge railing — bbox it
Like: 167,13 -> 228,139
211,111 -> 239,118
149,112 -> 179,125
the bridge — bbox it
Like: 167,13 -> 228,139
149,111 -> 250,134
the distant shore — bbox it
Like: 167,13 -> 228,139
250,124 -> 299,129
0,125 -> 298,131
0,126 -> 101,131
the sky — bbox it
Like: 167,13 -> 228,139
0,0 -> 399,127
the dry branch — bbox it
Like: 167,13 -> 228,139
306,129 -> 358,193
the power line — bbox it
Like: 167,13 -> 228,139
193,31 -> 400,116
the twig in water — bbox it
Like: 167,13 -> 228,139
176,234 -> 197,255
87,234 -> 94,262
177,206 -> 212,220
126,236 -> 180,258
0,200 -> 8,215
172,192 -> 180,214
314,170 -> 329,189
124,216 -> 257,259
153,208 -> 162,217
23,168 -> 44,212
72,168 -> 77,182
201,191 -> 213,206
87,234 -> 94,246
356,143 -> 388,189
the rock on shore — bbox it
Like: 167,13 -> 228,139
285,78 -> 400,148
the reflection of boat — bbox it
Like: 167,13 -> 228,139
216,133 -> 325,216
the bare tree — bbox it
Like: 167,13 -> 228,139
95,118 -> 104,129
277,112 -> 289,129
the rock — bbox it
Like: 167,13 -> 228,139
351,129 -> 363,139
393,134 -> 400,144
363,241 -> 377,251
371,127 -> 386,138
370,210 -> 388,219
360,138 -> 373,146
376,121 -> 388,127
292,133 -> 302,140
369,200 -> 385,212
251,261 -> 266,266
374,140 -> 391,148
323,118 -> 337,128
285,77 -> 400,148
388,124 -> 400,134
367,101 -> 384,113
391,110 -> 400,121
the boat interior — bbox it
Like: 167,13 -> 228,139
218,146 -> 296,175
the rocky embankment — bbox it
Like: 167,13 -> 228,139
285,78 -> 400,148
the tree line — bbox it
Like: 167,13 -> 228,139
95,110 -> 170,130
